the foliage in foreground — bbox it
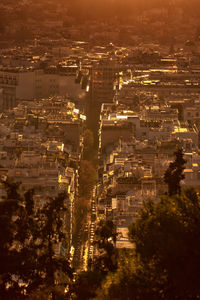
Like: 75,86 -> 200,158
0,180 -> 72,300
96,188 -> 200,300
70,220 -> 118,299
2,170 -> 200,299
164,147 -> 186,196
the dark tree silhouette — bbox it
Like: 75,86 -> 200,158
83,129 -> 94,161
127,188 -> 200,300
164,148 -> 186,196
79,160 -> 97,198
70,220 -> 118,299
96,188 -> 200,299
93,220 -> 118,274
0,179 -> 72,299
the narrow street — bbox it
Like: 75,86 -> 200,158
73,186 -> 97,272
88,188 -> 97,263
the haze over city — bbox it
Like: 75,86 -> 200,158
0,0 -> 200,299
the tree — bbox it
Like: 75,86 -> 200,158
79,160 -> 97,199
92,188 -> 200,300
69,270 -> 103,300
94,250 -> 142,300
70,220 -> 118,299
0,180 -> 40,299
0,179 -> 72,299
164,148 -> 186,196
93,220 -> 118,274
128,188 -> 200,299
32,192 -> 73,299
83,129 -> 95,161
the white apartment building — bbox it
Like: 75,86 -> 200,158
0,68 -> 59,109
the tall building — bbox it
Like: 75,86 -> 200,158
0,68 -> 59,110
87,59 -> 119,140
89,59 -> 118,104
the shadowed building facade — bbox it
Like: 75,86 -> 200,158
87,59 -> 119,144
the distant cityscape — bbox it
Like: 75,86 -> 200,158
0,1 -> 200,299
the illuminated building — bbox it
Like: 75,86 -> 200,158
87,59 -> 119,138
89,59 -> 118,104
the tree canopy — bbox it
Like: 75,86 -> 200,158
83,129 -> 94,161
92,219 -> 118,274
128,188 -> 200,299
0,179 -> 72,299
164,148 -> 186,196
79,160 -> 97,199
92,188 -> 200,300
70,220 -> 118,299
